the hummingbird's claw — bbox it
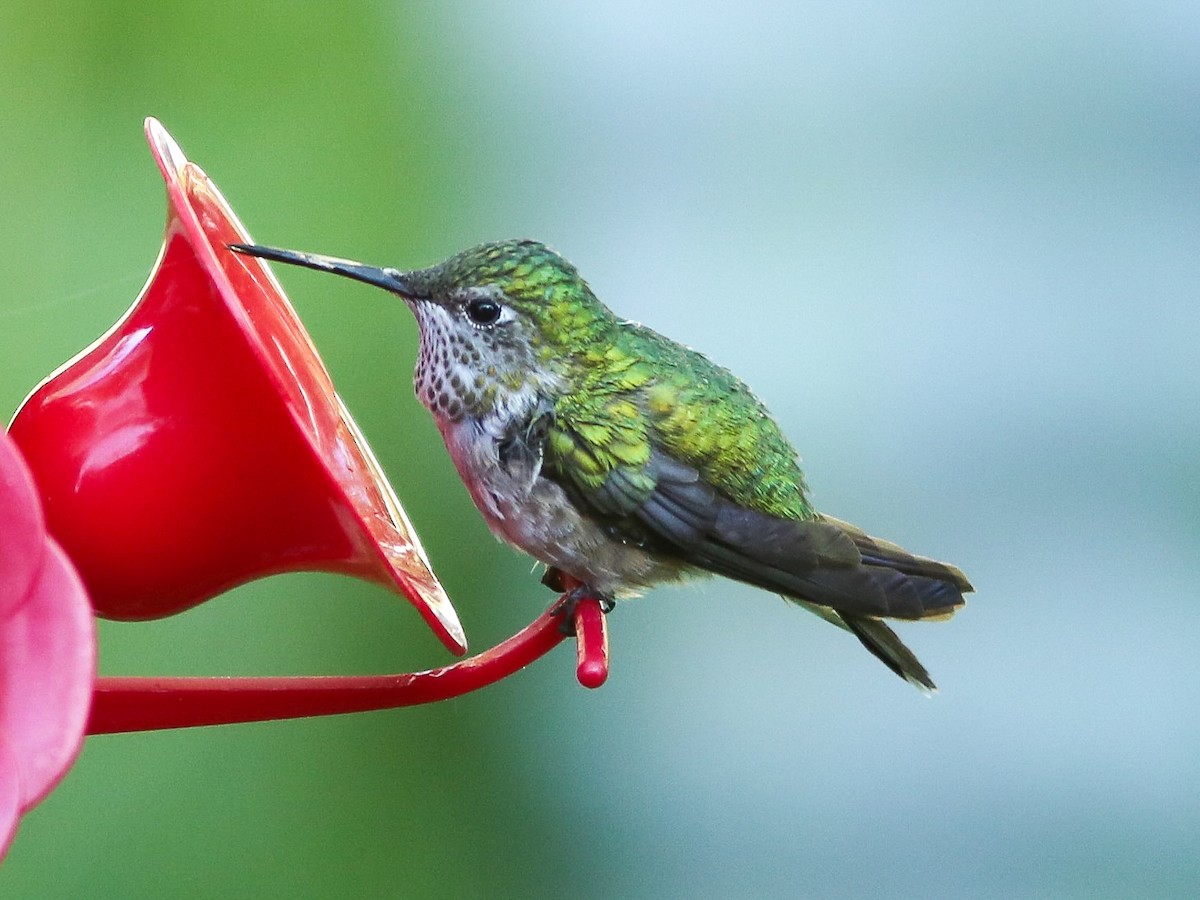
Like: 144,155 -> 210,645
542,567 -> 614,610
540,566 -> 569,593
553,584 -> 615,636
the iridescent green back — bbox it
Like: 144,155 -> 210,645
581,319 -> 816,521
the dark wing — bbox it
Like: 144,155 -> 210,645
626,451 -> 971,691
628,450 -> 969,622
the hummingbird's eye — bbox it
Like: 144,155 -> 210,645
465,297 -> 503,326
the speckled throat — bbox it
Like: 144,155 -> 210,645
406,297 -> 556,430
408,300 -> 490,423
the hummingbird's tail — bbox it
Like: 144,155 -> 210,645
840,613 -> 937,692
825,513 -> 974,614
790,600 -> 941,692
820,515 -> 974,621
805,517 -> 971,691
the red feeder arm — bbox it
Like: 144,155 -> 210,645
88,592 -> 609,735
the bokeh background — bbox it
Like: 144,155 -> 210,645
2,2 -> 1197,897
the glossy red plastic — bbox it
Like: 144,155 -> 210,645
573,599 -> 610,689
8,119 -> 465,655
87,596 -> 608,734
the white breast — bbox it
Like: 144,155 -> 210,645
434,416 -> 689,597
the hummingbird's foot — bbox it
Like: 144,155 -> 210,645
553,583 -> 615,636
540,566 -> 570,594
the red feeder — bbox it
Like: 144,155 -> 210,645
8,119 -> 465,655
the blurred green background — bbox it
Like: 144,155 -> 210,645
2,2 -> 1198,897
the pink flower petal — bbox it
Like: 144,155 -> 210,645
0,431 -> 46,622
0,738 -> 20,860
0,540 -> 95,811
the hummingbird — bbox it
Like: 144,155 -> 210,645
230,239 -> 972,690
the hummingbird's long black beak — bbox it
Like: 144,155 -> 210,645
228,243 -> 423,297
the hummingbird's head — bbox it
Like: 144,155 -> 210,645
230,239 -> 613,422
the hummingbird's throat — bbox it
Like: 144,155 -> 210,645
410,300 -> 548,425
411,306 -> 485,422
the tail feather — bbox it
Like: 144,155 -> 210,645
861,564 -> 967,621
696,512 -> 970,622
841,613 -> 937,693
791,518 -> 973,690
823,515 -> 974,594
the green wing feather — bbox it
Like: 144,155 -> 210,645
546,320 -> 815,520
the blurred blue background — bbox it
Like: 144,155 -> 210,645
2,2 -> 1198,897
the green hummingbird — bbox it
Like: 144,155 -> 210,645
230,239 -> 972,690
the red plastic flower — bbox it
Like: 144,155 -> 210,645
0,430 -> 95,859
10,118 -> 466,654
